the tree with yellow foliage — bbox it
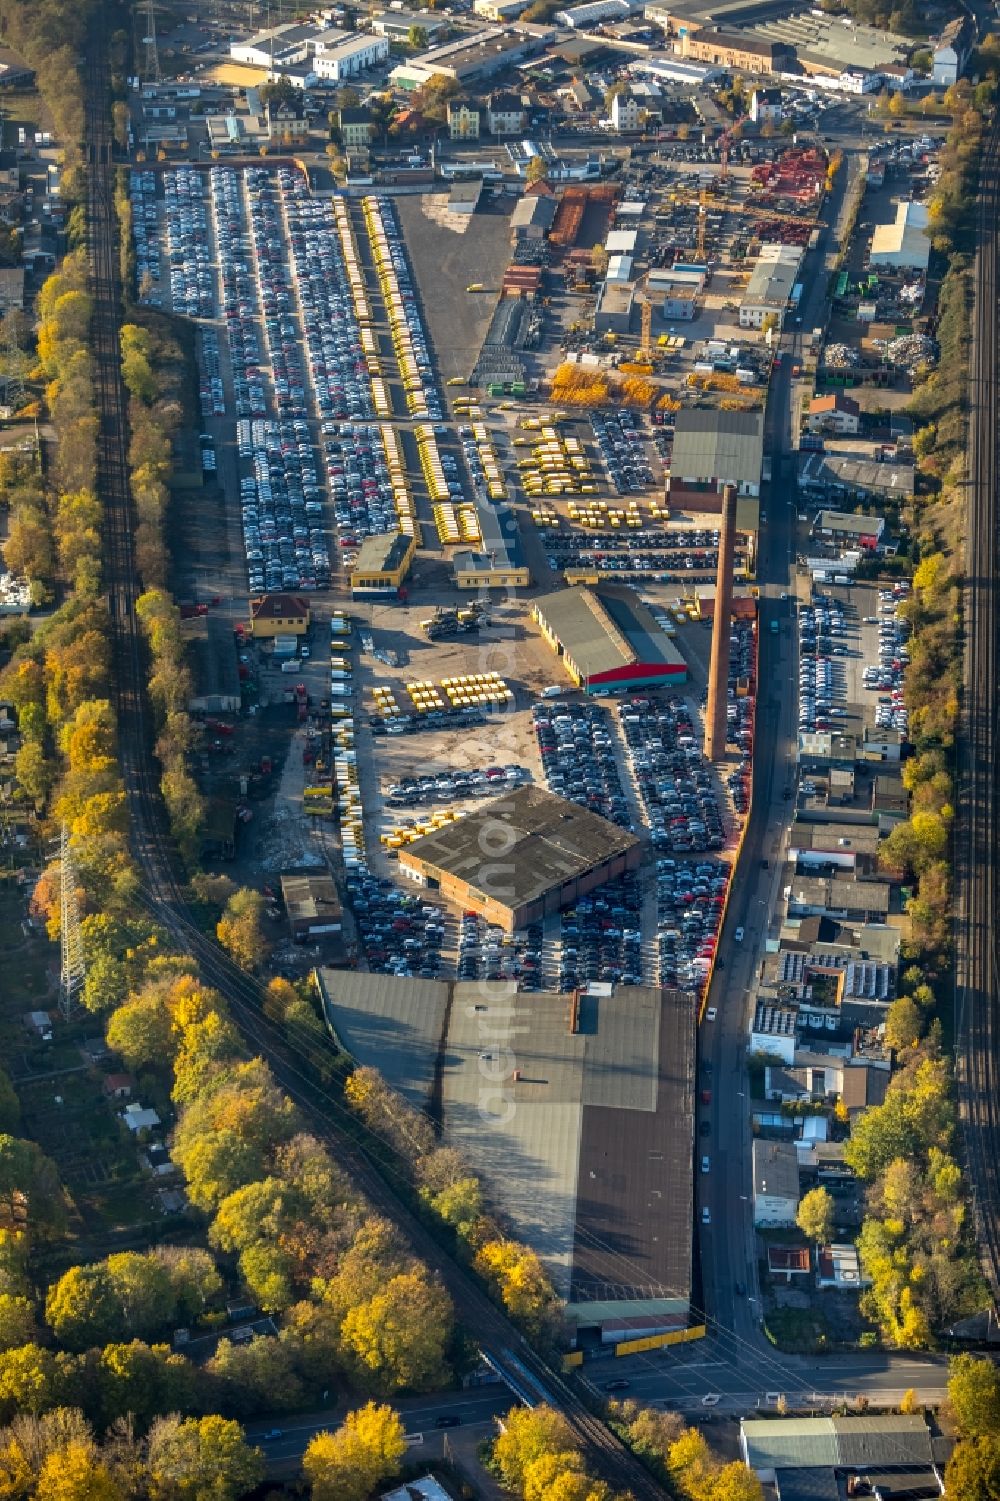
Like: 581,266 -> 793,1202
216,888 -> 270,973
303,1401 -> 406,1501
37,1440 -> 122,1501
474,1238 -> 562,1341
339,1269 -> 452,1392
493,1406 -> 580,1492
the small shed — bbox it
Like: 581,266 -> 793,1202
103,1073 -> 135,1101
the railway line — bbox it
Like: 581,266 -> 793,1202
83,49 -> 668,1499
957,119 -> 1000,1304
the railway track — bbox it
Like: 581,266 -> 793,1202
83,51 -> 667,1499
956,120 -> 1000,1303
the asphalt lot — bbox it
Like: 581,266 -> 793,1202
396,192 -> 518,385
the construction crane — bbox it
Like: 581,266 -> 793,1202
633,270 -> 655,362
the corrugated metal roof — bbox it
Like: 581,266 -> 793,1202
670,408 -> 764,489
743,1415 -> 934,1473
533,584 -> 685,681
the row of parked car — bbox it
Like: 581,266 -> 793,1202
864,589 -> 911,737
163,168 -> 214,320
543,545 -> 721,579
205,167 -> 330,595
533,701 -> 634,831
347,874 -> 448,979
619,696 -> 726,854
384,765 -> 530,810
130,170 -> 161,300
590,411 -> 656,495
556,875 -> 645,991
656,858 -> 730,996
798,598 -> 850,735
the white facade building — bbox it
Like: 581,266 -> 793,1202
312,33 -> 389,79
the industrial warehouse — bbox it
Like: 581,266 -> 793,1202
533,585 -> 688,695
316,970 -> 696,1335
398,783 -> 642,931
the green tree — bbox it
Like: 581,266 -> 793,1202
207,1335 -> 304,1418
145,1414 -> 264,1501
883,995 -> 925,1053
238,1242 -> 294,1314
0,1296 -> 35,1354
0,1343 -> 61,1418
96,1340 -> 198,1427
105,991 -> 176,1072
0,1074 -> 19,1137
104,1253 -> 175,1340
0,1137 -> 64,1237
303,1402 -> 406,1501
407,23 -> 428,47
153,1247 -> 222,1323
45,1264 -> 119,1351
796,1186 -> 834,1244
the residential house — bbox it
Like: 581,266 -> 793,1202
447,97 -> 481,139
266,96 -> 308,143
563,77 -> 598,111
752,1139 -> 800,1228
141,1142 -> 177,1178
249,593 -> 310,638
871,771 -> 908,830
24,1010 -> 52,1041
749,86 -> 782,124
338,106 -> 373,148
750,1002 -> 797,1065
487,91 -> 526,135
932,14 -> 972,86
0,267 -> 24,314
610,90 -> 640,132
841,1060 -> 891,1117
807,393 -> 861,436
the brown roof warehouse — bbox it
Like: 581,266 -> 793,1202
399,784 -> 641,932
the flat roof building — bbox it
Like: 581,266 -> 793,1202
183,614 -> 241,716
349,531 -> 416,598
741,1414 -> 936,1490
317,971 -> 695,1330
739,241 -> 802,328
668,408 -> 764,498
594,278 -> 635,332
399,784 -> 641,931
391,29 -> 535,88
371,9 -> 448,38
869,199 -> 930,273
280,871 -> 343,941
533,584 -> 687,693
800,452 -> 911,503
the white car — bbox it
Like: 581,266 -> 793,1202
706,1007 -> 717,1022
701,1156 -> 710,1174
734,926 -> 744,943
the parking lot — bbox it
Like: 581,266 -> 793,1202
129,158 -> 761,997
795,579 -> 911,746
